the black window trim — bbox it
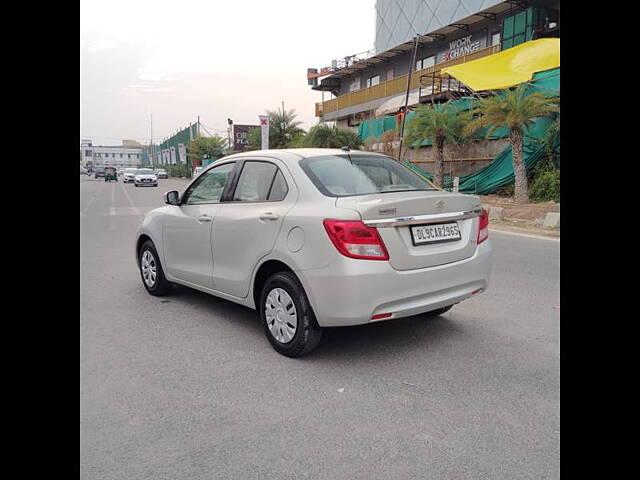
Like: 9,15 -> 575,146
224,159 -> 289,204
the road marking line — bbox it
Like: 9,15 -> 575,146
80,196 -> 96,217
489,228 -> 560,242
80,182 -> 102,216
109,207 -> 142,215
120,181 -> 141,215
109,183 -> 117,229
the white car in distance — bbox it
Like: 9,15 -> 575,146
123,168 -> 138,183
135,149 -> 492,357
134,168 -> 158,187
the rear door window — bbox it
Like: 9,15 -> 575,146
232,161 -> 287,202
268,170 -> 288,201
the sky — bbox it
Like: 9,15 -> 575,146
80,0 -> 376,146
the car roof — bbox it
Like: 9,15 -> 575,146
218,148 -> 387,165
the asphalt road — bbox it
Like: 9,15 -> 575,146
80,175 -> 560,480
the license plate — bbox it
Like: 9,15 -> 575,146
410,222 -> 461,246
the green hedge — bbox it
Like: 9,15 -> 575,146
529,168 -> 560,203
168,164 -> 192,179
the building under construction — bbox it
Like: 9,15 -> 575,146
307,0 -> 560,189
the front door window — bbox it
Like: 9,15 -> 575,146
182,163 -> 235,204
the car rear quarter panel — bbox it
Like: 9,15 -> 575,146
252,195 -> 362,312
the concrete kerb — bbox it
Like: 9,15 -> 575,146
543,212 -> 560,229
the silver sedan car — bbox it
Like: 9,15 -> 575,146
134,168 -> 158,187
135,149 -> 492,356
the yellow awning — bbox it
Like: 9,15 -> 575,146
441,38 -> 560,91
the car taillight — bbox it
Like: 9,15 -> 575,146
477,208 -> 489,244
323,219 -> 389,261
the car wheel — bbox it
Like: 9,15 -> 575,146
259,271 -> 323,357
135,184 -> 138,187
138,240 -> 172,296
424,305 -> 454,317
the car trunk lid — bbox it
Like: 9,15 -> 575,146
336,191 -> 482,270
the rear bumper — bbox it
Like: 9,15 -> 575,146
298,240 -> 492,327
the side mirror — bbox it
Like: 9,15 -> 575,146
164,190 -> 180,205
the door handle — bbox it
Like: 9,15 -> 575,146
259,212 -> 279,221
197,215 -> 213,223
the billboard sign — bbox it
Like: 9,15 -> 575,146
233,124 -> 259,151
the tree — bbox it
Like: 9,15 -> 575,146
404,102 -> 471,188
538,113 -> 560,162
304,124 -> 363,149
269,106 -> 304,148
247,107 -> 306,150
246,127 -> 262,151
188,136 -> 227,164
464,85 -> 559,204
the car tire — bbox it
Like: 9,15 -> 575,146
138,240 -> 172,296
424,305 -> 454,317
259,271 -> 323,357
135,184 -> 138,187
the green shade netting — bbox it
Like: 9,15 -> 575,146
357,67 -> 559,194
358,97 -> 509,146
404,115 -> 559,194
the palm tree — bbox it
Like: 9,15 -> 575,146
404,102 -> 471,188
305,124 -> 363,149
465,85 -> 559,204
246,107 -> 306,150
267,106 -> 305,149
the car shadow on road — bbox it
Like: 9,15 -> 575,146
310,314 -> 465,361
168,285 -> 263,335
168,285 -> 465,359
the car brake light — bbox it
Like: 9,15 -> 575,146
477,208 -> 489,244
323,219 -> 389,260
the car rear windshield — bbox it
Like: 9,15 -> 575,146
299,154 -> 435,197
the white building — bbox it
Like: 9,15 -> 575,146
80,140 -> 143,168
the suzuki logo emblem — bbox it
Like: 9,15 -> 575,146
436,200 -> 445,210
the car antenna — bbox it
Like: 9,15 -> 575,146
341,144 -> 353,164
